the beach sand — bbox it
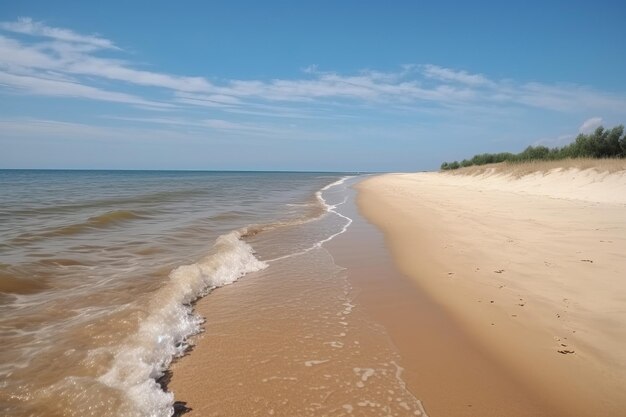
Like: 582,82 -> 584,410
325,192 -> 556,417
357,163 -> 626,416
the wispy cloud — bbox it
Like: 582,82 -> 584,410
0,34 -> 213,92
421,64 -> 493,87
0,70 -> 171,108
579,116 -> 603,134
531,117 -> 612,148
103,114 -> 276,134
1,17 -> 626,122
0,17 -> 118,50
0,117 -> 242,147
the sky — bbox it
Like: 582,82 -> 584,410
1,1 -> 625,171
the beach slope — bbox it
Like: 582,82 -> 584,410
357,162 -> 626,416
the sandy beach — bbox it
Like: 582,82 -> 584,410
357,161 -> 626,416
165,162 -> 626,417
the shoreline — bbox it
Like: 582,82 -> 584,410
167,177 -> 431,416
169,177 -> 559,417
325,183 -> 555,416
356,167 -> 626,416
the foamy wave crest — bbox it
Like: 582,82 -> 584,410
315,176 -> 352,210
266,176 -> 354,263
98,230 -> 267,417
314,177 -> 353,246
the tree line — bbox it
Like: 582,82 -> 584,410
440,125 -> 626,171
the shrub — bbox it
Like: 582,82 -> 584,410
440,124 -> 625,170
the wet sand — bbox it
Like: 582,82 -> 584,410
357,168 -> 626,417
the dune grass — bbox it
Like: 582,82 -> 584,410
444,158 -> 626,178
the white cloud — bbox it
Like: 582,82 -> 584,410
0,17 -> 118,50
0,35 -> 59,70
0,35 -> 214,92
421,64 -> 493,86
224,106 -> 347,120
64,56 -> 214,92
579,117 -> 603,134
0,71 -> 170,108
102,115 -> 283,136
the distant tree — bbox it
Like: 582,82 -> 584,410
439,124 -> 624,171
605,125 -> 624,157
619,126 -> 626,156
590,127 -> 610,157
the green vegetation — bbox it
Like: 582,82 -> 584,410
440,125 -> 626,171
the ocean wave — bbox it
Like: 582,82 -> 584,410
91,209 -> 145,223
0,272 -> 49,295
98,178 -> 351,416
207,210 -> 249,222
0,189 -> 206,219
10,210 -> 148,245
94,229 -> 267,417
34,258 -> 87,267
0,258 -> 88,295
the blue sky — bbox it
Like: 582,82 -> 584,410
1,1 -> 625,171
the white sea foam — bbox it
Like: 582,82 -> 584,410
304,359 -> 329,367
97,230 -> 267,417
354,367 -> 376,382
266,177 -> 354,263
342,301 -> 354,315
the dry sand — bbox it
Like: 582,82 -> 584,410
357,162 -> 626,416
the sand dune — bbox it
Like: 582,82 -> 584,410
358,163 -> 626,416
444,159 -> 626,204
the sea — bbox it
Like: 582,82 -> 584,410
0,170 -> 426,417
